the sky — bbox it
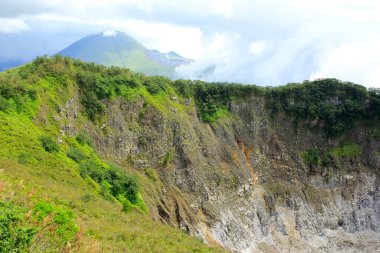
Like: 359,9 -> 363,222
1,0 -> 380,87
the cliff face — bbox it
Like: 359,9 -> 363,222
66,92 -> 380,252
4,58 -> 378,252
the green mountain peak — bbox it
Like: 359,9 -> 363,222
56,31 -> 191,77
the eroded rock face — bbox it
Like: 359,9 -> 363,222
63,95 -> 380,252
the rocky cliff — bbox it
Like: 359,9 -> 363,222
65,80 -> 379,252
2,57 -> 379,252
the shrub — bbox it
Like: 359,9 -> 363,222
33,201 -> 79,244
301,148 -> 321,166
33,201 -> 54,221
76,130 -> 93,146
53,208 -> 79,243
81,91 -> 105,121
302,141 -> 362,168
144,76 -> 168,95
18,152 -> 32,165
0,96 -> 8,111
329,142 -> 362,159
78,160 -> 140,207
79,159 -> 106,182
0,201 -> 37,253
39,136 -> 59,153
67,147 -> 86,163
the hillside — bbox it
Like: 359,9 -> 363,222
56,31 -> 191,77
0,56 -> 379,252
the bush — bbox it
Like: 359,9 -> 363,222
33,201 -> 54,221
53,209 -> 79,243
0,96 -> 8,111
33,201 -> 79,244
302,148 -> 321,166
105,164 -> 139,203
66,147 -> 86,163
76,130 -> 93,146
18,152 -> 32,165
302,141 -> 362,167
143,76 -> 168,95
0,201 -> 37,253
81,91 -> 105,121
329,142 -> 362,159
78,160 -> 140,207
79,159 -> 106,182
39,136 -> 59,153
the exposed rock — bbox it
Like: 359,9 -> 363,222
57,94 -> 380,253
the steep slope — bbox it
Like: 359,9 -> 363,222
56,31 -> 191,77
0,57 -> 224,253
0,56 -> 379,252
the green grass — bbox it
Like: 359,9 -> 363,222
301,142 -> 362,167
329,141 -> 362,159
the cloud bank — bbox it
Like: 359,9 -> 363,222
1,0 -> 380,87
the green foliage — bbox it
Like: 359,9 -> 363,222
53,208 -> 79,243
39,136 -> 60,153
302,142 -> 362,167
329,141 -> 362,159
76,64 -> 140,120
17,153 -> 32,165
33,201 -> 54,221
302,148 -> 321,166
80,91 -> 105,121
266,79 -> 378,136
0,57 -> 228,252
76,130 -> 93,146
0,96 -> 8,111
173,79 -> 193,98
79,159 -> 106,182
143,76 -> 169,95
138,136 -> 147,146
66,147 -> 86,163
33,201 -> 79,244
78,158 -> 142,211
191,81 -> 263,123
0,201 -> 37,253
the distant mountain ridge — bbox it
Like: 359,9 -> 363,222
56,31 -> 192,77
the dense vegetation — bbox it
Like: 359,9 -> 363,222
17,55 -> 379,133
266,79 -> 380,136
0,56 -> 223,252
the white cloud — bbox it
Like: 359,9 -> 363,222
248,41 -> 266,55
2,0 -> 380,87
309,39 -> 380,88
0,18 -> 29,33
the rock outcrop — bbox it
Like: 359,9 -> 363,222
59,92 -> 380,252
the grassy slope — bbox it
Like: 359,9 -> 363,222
0,59 -> 225,252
